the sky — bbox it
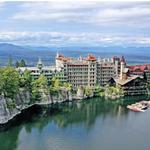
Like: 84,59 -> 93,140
0,1 -> 150,46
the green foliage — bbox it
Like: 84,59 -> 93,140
148,84 -> 150,95
49,86 -> 58,96
15,61 -> 20,68
0,67 -> 19,99
84,86 -> 93,97
7,101 -> 16,109
31,88 -> 41,102
0,69 -> 3,95
33,75 -> 48,89
147,83 -> 150,89
94,85 -> 105,96
19,70 -> 32,89
20,59 -> 26,67
31,75 -> 48,102
49,77 -> 72,98
48,77 -> 61,97
51,77 -> 62,91
15,59 -> 26,68
105,85 -> 124,97
63,82 -> 72,91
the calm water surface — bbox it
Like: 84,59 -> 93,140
0,96 -> 150,150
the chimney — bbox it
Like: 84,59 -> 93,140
120,60 -> 125,80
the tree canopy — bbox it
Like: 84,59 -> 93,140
0,67 -> 19,99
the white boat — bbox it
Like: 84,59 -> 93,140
127,101 -> 150,112
127,105 -> 145,112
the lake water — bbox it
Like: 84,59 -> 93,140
0,96 -> 150,150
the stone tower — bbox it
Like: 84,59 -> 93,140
120,56 -> 125,80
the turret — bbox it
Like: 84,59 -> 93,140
78,55 -> 83,61
55,52 -> 65,68
37,58 -> 43,70
56,51 -> 59,59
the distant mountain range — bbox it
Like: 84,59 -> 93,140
0,43 -> 57,66
0,43 -> 150,66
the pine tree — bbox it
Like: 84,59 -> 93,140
20,59 -> 26,67
15,61 -> 20,68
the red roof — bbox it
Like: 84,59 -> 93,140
128,64 -> 150,72
57,55 -> 71,62
86,54 -> 97,61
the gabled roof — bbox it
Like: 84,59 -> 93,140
113,75 -> 141,86
128,64 -> 150,72
56,54 -> 72,62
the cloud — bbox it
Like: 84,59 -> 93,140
0,1 -> 150,46
0,31 -> 150,46
10,1 -> 150,28
0,2 -> 4,9
92,7 -> 150,27
11,1 -> 97,22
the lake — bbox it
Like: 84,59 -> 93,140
0,96 -> 150,150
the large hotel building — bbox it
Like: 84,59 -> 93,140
55,53 -> 123,88
18,53 -> 126,88
17,52 -> 150,96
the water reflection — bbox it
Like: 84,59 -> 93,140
0,96 -> 149,150
48,99 -> 128,129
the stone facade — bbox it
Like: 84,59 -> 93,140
18,54 -> 125,88
109,60 -> 148,96
56,53 -> 123,88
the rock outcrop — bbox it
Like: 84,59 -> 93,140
0,88 -> 74,125
0,89 -> 31,124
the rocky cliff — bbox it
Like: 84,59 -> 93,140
0,88 -> 73,125
0,90 -> 30,124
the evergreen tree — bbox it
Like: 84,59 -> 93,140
20,59 -> 26,67
15,59 -> 26,68
15,61 -> 20,68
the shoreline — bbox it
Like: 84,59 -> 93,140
0,97 -> 82,127
0,94 -> 149,128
